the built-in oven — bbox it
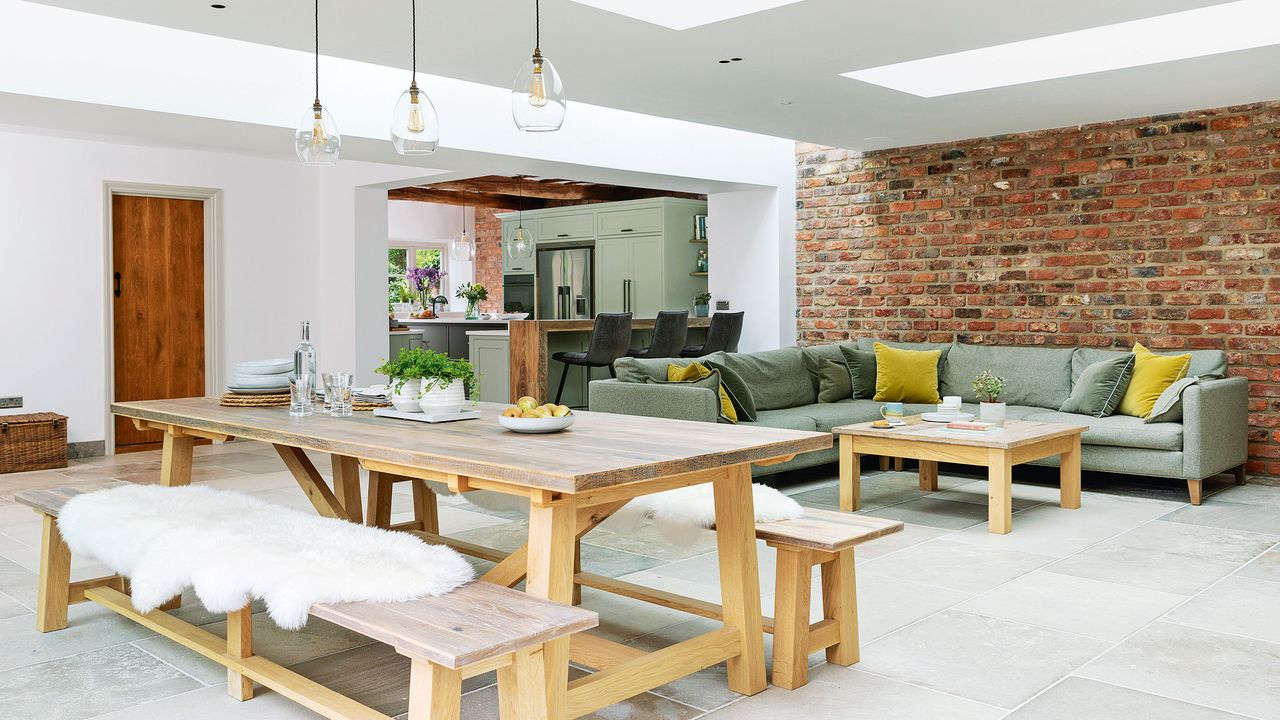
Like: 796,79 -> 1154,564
503,273 -> 535,315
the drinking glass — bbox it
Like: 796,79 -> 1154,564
323,372 -> 354,417
289,374 -> 313,417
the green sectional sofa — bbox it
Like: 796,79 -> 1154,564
587,340 -> 1249,503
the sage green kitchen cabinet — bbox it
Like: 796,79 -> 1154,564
597,234 -> 663,316
537,213 -> 593,241
468,332 -> 511,403
595,236 -> 630,314
501,222 -> 536,274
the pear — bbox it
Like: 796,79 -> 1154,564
501,406 -> 521,418
552,405 -> 571,417
516,396 -> 539,412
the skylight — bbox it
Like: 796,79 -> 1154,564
568,0 -> 803,31
842,0 -> 1280,97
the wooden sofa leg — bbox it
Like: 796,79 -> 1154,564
498,647 -> 549,720
893,457 -> 905,472
770,545 -> 813,690
408,657 -> 461,720
227,604 -> 254,701
411,479 -> 439,534
821,549 -> 859,667
878,456 -> 890,472
1233,464 -> 1248,486
36,514 -> 71,633
1187,478 -> 1203,506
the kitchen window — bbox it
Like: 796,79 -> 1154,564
388,242 -> 449,306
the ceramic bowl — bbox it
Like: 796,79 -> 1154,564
391,396 -> 422,413
497,413 -> 574,434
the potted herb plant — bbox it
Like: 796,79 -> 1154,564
693,292 -> 711,318
375,347 -> 478,415
456,282 -> 488,320
973,370 -> 1008,427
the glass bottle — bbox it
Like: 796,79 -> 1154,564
291,321 -> 317,416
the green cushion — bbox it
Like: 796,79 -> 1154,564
801,344 -> 852,390
703,359 -> 758,421
837,346 -> 877,399
815,357 -> 852,403
615,352 -> 725,384
940,342 -> 1074,409
744,409 -> 820,432
643,367 -> 736,423
1072,347 -> 1226,383
791,401 -> 881,433
719,347 -> 814,411
1145,376 -> 1200,424
1058,355 -> 1134,418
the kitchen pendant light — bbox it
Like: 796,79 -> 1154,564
390,0 -> 440,155
510,185 -> 534,259
451,203 -> 475,261
295,0 -> 340,165
511,0 -> 565,132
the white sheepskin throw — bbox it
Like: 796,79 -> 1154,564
57,484 -> 475,630
602,483 -> 804,545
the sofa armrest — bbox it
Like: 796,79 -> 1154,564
1182,376 -> 1249,480
588,379 -> 718,423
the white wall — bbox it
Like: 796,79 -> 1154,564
0,128 -> 420,443
386,200 -> 475,311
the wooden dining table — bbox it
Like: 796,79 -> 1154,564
111,398 -> 830,719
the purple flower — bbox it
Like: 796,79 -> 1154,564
405,266 -> 446,293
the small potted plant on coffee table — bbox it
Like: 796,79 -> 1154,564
693,292 -> 711,317
973,370 -> 1007,427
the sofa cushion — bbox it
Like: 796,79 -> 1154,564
872,343 -> 942,404
720,347 -> 815,410
858,338 -> 953,363
786,401 -> 870,433
1023,411 -> 1183,451
940,342 -> 1074,409
702,360 -> 757,421
801,344 -> 855,391
1058,354 -> 1134,418
744,409 -> 819,432
816,357 -> 852,402
1117,343 -> 1191,419
1145,376 -> 1199,424
1072,347 -> 1226,383
658,363 -> 737,423
837,346 -> 878,399
615,352 -> 726,384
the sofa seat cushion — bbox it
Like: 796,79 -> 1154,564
940,343 -> 1074,409
720,347 -> 815,411
743,409 -> 819,432
1022,411 -> 1183,451
787,401 -> 874,433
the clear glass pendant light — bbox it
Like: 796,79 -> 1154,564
451,203 -> 475,261
295,0 -> 340,165
512,0 -> 565,132
390,0 -> 439,155
509,188 -> 534,259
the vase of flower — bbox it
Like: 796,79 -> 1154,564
456,282 -> 489,320
406,266 -> 447,313
973,370 -> 1008,427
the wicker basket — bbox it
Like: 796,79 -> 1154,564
0,413 -> 68,473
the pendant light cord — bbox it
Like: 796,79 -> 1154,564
411,0 -> 417,77
535,0 -> 540,49
313,0 -> 320,104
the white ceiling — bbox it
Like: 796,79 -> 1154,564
26,0 -> 1280,150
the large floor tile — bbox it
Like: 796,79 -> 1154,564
584,520 -> 721,562
578,587 -> 695,643
88,684 -> 324,719
621,615 -> 758,711
791,471 -> 969,512
851,575 -> 972,642
1165,575 -> 1280,643
1236,550 -> 1280,583
1160,500 -> 1280,536
943,504 -> 1127,558
200,614 -> 376,668
853,523 -> 951,561
703,663 -> 1003,720
856,609 -> 1108,709
0,643 -> 198,720
1105,520 -> 1279,564
1202,482 -> 1280,508
0,602 -> 156,673
625,539 -> 786,592
1078,621 -> 1280,720
0,555 -> 37,606
861,497 -> 992,530
955,571 -> 1185,641
0,589 -> 30,620
461,665 -> 705,720
860,539 -> 1054,595
1048,543 -> 1238,596
930,479 -> 1053,508
1005,677 -> 1248,719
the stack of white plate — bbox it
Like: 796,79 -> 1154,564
227,358 -> 293,395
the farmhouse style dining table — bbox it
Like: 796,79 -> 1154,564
111,398 -> 830,719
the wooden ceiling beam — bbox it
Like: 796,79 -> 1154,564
389,175 -> 706,208
386,187 -> 545,210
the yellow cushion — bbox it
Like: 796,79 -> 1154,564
1116,342 -> 1190,418
669,363 -> 737,423
872,342 -> 942,404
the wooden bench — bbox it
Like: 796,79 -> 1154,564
755,508 -> 902,690
17,485 -> 598,720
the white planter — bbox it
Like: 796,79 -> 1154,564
979,401 -> 1007,427
392,379 -> 423,412
419,378 -> 465,415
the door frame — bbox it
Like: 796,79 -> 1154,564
103,182 -> 223,454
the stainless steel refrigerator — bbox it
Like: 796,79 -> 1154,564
536,245 -> 593,320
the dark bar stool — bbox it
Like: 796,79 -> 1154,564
627,311 -> 688,359
552,312 -> 633,405
681,311 -> 744,357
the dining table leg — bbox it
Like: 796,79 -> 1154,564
525,496 -> 577,720
159,430 -> 194,487
713,464 -> 768,696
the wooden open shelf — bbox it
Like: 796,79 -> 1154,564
689,238 -> 708,244
690,272 -> 708,277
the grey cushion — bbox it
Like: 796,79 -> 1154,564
720,347 -> 815,410
1146,376 -> 1200,424
837,346 -> 878,399
1023,411 -> 1184,451
642,368 -> 735,423
744,409 -> 819,432
815,357 -> 852,403
614,352 -> 726,384
703,359 -> 757,422
940,342 -> 1074,409
1059,355 -> 1135,418
1072,347 -> 1227,384
787,401 -> 877,433
801,344 -> 854,392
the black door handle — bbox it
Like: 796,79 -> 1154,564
113,272 -> 121,298
557,233 -> 569,238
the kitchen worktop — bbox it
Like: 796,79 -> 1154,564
465,329 -> 511,337
397,317 -> 511,325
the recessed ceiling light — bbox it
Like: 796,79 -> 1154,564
842,0 -> 1280,97
569,0 -> 803,31
210,3 -> 226,8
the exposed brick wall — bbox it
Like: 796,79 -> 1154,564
796,100 -> 1280,478
473,207 -> 507,312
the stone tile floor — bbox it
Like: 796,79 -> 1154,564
0,441 -> 1276,720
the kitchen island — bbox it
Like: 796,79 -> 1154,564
508,317 -> 711,404
397,317 -> 509,359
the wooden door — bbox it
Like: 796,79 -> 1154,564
112,195 -> 205,451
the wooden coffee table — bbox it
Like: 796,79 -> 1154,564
833,418 -> 1087,534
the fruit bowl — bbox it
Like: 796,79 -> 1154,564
497,413 -> 575,434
